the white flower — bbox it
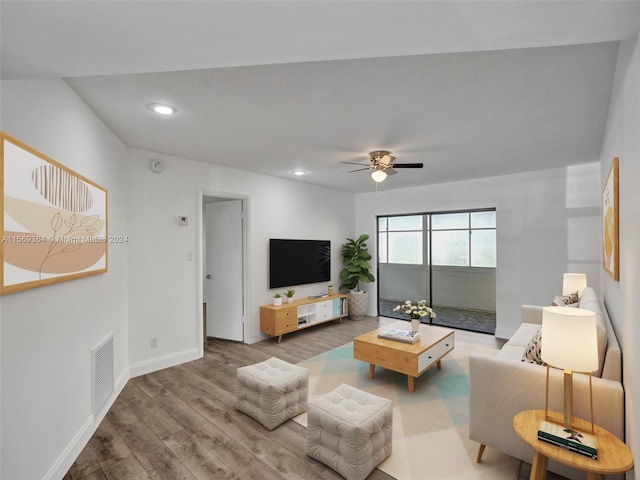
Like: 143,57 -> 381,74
393,299 -> 437,320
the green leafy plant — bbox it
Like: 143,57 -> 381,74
273,292 -> 282,298
339,234 -> 375,292
283,289 -> 295,298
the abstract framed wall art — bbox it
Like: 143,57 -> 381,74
602,157 -> 619,281
1,132 -> 108,294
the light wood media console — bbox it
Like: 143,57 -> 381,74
260,294 -> 348,343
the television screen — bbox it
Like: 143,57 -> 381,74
269,239 -> 331,289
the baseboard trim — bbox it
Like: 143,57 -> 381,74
129,347 -> 201,378
43,370 -> 129,480
42,348 -> 202,479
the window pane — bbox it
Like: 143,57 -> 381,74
378,232 -> 388,263
471,230 -> 496,267
432,231 -> 469,266
432,213 -> 468,230
471,211 -> 496,229
388,215 -> 422,231
378,217 -> 387,231
388,232 -> 422,264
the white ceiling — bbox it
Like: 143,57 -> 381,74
2,1 -> 640,193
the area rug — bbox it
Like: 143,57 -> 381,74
293,341 -> 522,480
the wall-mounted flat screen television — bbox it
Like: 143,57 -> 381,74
269,239 -> 331,289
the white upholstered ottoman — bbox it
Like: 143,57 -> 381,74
236,356 -> 308,430
306,383 -> 393,480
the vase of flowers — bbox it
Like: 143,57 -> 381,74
393,300 -> 436,332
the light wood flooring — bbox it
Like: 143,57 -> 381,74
64,316 -> 506,480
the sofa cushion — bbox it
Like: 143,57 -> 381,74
551,291 -> 579,307
499,322 -> 540,362
521,329 -> 546,365
578,288 -> 607,377
505,322 -> 541,349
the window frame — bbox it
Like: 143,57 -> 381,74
377,208 -> 496,268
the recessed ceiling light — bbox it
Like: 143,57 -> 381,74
293,170 -> 306,176
147,103 -> 177,115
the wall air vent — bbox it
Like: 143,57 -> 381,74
91,334 -> 114,416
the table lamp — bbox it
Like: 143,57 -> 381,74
562,273 -> 587,298
541,306 -> 598,432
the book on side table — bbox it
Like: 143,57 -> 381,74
377,328 -> 420,344
537,420 -> 598,460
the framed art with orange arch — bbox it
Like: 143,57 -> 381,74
1,132 -> 108,294
602,157 -> 619,281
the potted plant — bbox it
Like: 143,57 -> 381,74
273,292 -> 283,306
283,288 -> 296,304
339,234 -> 375,320
393,300 -> 436,332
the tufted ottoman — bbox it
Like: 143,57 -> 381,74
236,356 -> 308,430
306,383 -> 393,480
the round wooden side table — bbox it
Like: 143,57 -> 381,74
513,410 -> 633,480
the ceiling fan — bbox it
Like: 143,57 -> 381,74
341,150 -> 423,182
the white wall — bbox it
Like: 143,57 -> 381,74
600,36 -> 640,478
355,163 -> 602,339
127,147 -> 355,373
0,79 -> 129,480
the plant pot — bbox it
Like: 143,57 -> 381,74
347,291 -> 368,321
411,319 -> 420,333
273,297 -> 282,306
286,297 -> 294,304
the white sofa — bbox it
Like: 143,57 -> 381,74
469,287 -> 624,480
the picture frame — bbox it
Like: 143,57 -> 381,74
1,132 -> 108,294
602,157 -> 619,281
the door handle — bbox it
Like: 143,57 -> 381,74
205,274 -> 211,279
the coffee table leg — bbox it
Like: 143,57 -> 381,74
407,376 -> 415,393
369,364 -> 375,379
437,359 -> 442,369
530,451 -> 548,480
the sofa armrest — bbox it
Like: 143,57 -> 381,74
520,305 -> 544,325
469,352 -> 624,474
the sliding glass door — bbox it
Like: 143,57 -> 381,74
377,209 -> 497,334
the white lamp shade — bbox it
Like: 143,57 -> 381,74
541,306 -> 598,373
562,273 -> 587,297
371,170 -> 387,182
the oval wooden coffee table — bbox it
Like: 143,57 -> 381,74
353,321 -> 455,392
513,410 -> 633,480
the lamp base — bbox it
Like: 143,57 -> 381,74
544,366 -> 595,435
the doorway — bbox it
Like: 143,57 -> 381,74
202,196 -> 245,342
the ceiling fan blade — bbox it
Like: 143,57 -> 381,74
348,167 -> 372,173
386,169 -> 398,176
340,161 -> 370,166
391,163 -> 424,168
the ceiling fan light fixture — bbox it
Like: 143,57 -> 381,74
371,170 -> 387,182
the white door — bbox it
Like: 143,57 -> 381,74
204,199 -> 244,341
